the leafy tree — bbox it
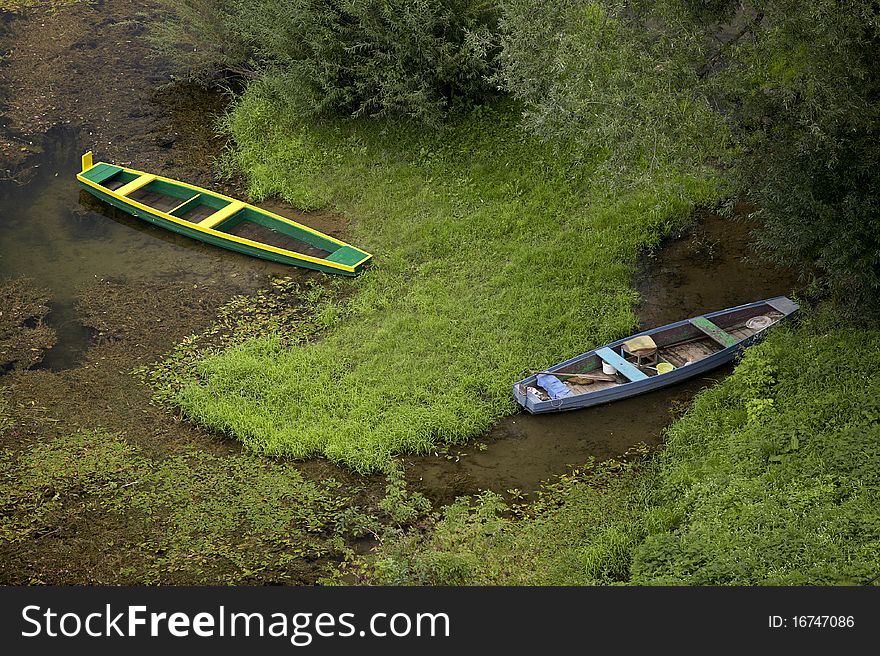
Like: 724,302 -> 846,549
715,1 -> 880,312
155,0 -> 879,309
498,0 -> 880,311
495,0 -> 727,171
152,0 -> 255,83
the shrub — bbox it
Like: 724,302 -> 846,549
155,0 -> 500,123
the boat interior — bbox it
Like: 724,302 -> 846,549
524,303 -> 786,401
92,168 -> 333,258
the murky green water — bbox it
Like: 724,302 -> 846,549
0,128 -> 285,369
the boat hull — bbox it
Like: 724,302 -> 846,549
76,153 -> 371,276
513,297 -> 799,414
78,182 -> 362,275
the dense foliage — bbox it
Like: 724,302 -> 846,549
717,1 -> 880,312
155,0 -> 498,124
495,0 -> 880,309
156,0 -> 879,306
496,0 -> 727,171
357,324 -> 880,585
152,0 -> 254,82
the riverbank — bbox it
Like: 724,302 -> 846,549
0,0 -> 389,584
352,319 -> 880,585
172,87 -> 722,473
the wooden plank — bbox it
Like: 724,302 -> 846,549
567,381 -> 614,395
198,201 -> 246,230
529,369 -> 619,382
114,174 -> 157,198
595,347 -> 648,382
179,204 -> 216,223
689,317 -> 739,348
728,327 -> 752,339
668,341 -> 714,363
658,349 -> 687,367
128,189 -> 181,212
82,163 -> 123,185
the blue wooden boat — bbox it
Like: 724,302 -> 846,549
513,296 -> 799,414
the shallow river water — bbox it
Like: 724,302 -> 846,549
0,128 -> 288,369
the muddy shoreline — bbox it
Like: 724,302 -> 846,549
0,0 -> 369,584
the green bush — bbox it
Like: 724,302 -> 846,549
497,0 -> 880,310
496,0 -> 727,171
724,1 -> 880,314
155,0 -> 499,123
152,1 -> 254,83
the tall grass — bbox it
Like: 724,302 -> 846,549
176,87 -> 720,472
630,324 -> 880,584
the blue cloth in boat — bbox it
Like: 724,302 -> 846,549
536,374 -> 574,400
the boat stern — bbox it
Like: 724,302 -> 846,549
81,151 -> 93,173
513,382 -> 528,409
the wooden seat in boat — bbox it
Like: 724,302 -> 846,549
114,174 -> 157,197
198,201 -> 246,230
689,316 -> 739,348
596,347 -> 648,382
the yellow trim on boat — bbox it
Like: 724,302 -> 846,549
114,173 -> 157,197
81,151 -> 93,172
77,161 -> 372,272
198,200 -> 246,229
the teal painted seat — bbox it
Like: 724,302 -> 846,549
689,317 -> 739,348
326,245 -> 367,266
595,347 -> 648,382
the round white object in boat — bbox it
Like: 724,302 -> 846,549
746,315 -> 773,330
602,361 -> 617,375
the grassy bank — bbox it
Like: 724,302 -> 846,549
171,89 -> 720,472
354,322 -> 880,585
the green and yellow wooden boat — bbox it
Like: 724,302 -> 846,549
77,152 -> 372,275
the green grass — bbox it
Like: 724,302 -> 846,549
354,322 -> 880,585
0,390 -> 10,435
173,87 -> 720,472
630,323 -> 880,585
